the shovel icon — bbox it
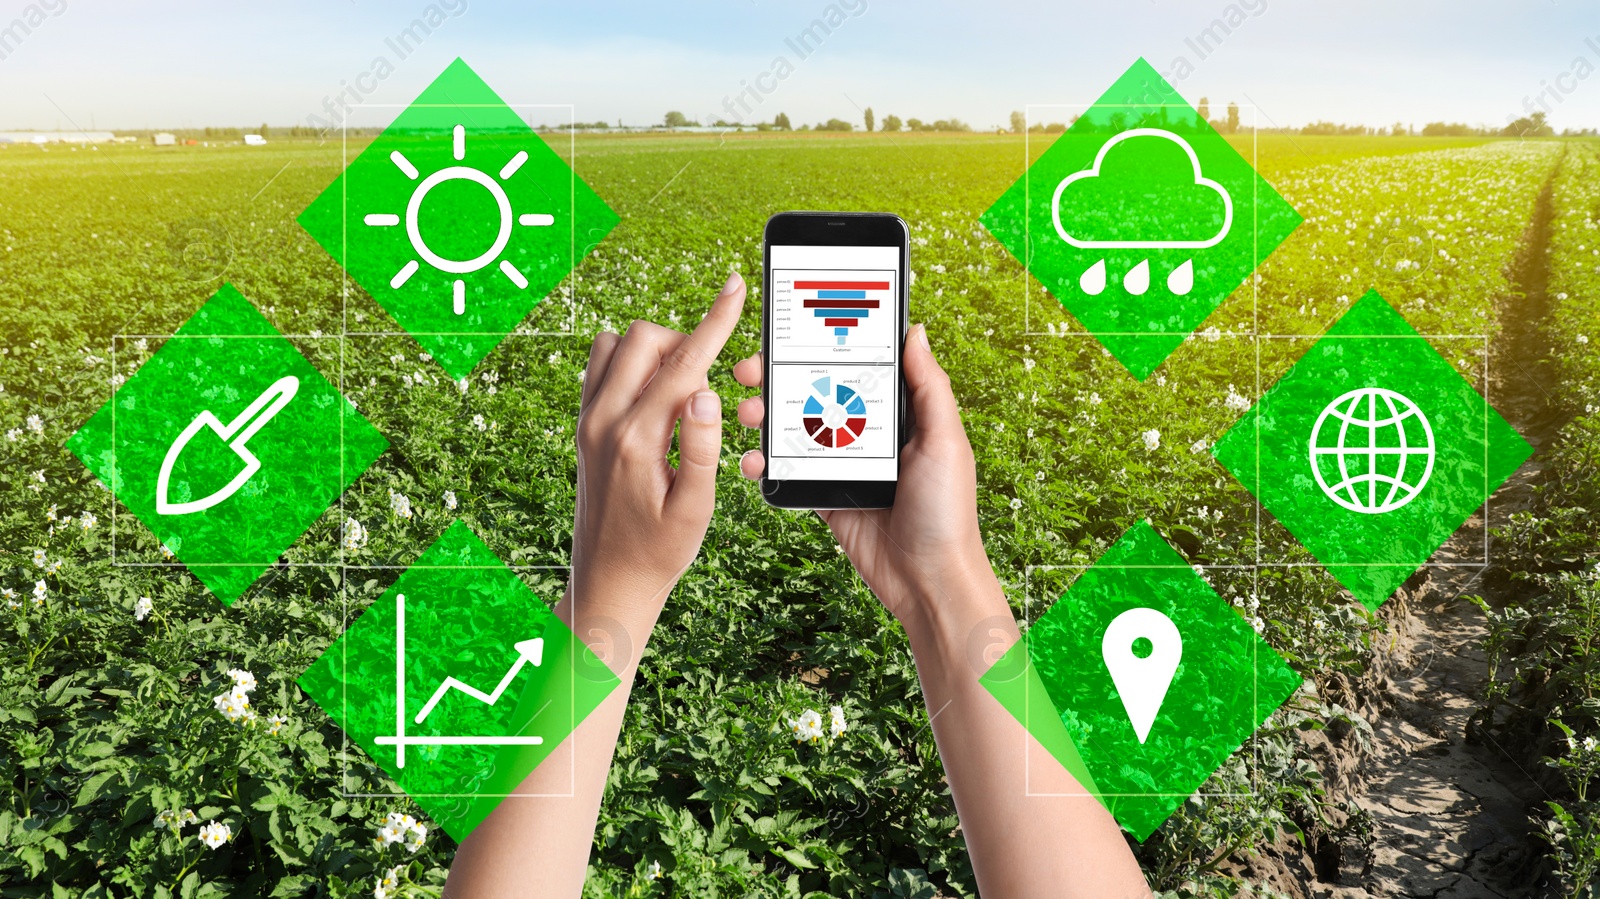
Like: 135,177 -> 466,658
156,376 -> 300,516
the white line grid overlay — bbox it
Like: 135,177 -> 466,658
1008,104 -> 1496,802
96,100 -> 597,801
339,566 -> 579,800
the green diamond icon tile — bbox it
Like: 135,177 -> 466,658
980,58 -> 1301,379
981,522 -> 1302,841
298,58 -> 619,379
1212,291 -> 1533,609
297,521 -> 620,843
65,284 -> 387,604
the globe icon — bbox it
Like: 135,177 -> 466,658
1309,387 -> 1435,515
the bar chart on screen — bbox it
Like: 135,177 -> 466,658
770,268 -> 896,363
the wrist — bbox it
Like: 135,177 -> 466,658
558,567 -> 675,678
897,556 -> 1015,677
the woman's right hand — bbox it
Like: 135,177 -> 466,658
731,324 -> 999,630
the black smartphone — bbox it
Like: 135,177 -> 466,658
760,211 -> 910,510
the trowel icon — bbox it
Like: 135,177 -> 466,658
156,376 -> 299,515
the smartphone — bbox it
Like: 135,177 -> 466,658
760,211 -> 910,510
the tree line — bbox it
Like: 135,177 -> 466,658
654,102 -> 1593,138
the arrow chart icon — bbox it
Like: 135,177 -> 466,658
374,593 -> 546,769
156,375 -> 300,515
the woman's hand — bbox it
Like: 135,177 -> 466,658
734,323 -> 1149,898
443,273 -> 749,899
573,270 -> 746,613
731,323 -> 996,630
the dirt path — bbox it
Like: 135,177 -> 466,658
1306,156 -> 1569,898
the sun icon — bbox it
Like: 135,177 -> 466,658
362,124 -> 554,315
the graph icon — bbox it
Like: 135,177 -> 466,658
802,376 -> 868,448
798,279 -> 887,345
372,592 -> 546,769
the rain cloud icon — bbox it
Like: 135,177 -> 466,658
1050,128 -> 1233,297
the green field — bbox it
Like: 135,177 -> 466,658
0,133 -> 1588,897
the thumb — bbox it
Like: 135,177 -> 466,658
903,323 -> 964,442
666,389 -> 724,524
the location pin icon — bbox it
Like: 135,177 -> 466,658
1101,607 -> 1183,744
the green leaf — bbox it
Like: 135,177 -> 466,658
75,771 -> 117,807
775,848 -> 816,870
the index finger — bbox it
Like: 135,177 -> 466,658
638,271 -> 747,414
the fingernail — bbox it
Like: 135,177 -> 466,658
914,323 -> 930,350
691,390 -> 721,421
720,270 -> 742,297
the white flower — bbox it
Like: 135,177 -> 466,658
1200,326 -> 1222,342
829,705 -> 847,737
1586,736 -> 1599,753
1140,429 -> 1160,452
378,865 -> 402,893
79,510 -> 97,530
1009,497 -> 1023,511
1579,335 -> 1590,345
388,489 -> 413,520
25,414 -> 43,433
45,559 -> 62,575
197,820 -> 231,849
1087,391 -> 1102,406
213,686 -> 251,722
155,808 -> 196,832
471,414 -> 487,432
374,889 -> 389,899
2,587 -> 16,610
268,714 -> 288,735
343,517 -> 368,552
443,490 -> 458,511
1189,438 -> 1209,454
1224,385 -> 1251,412
377,821 -> 407,846
30,469 -> 44,484
32,548 -> 46,567
45,504 -> 57,522
5,428 -> 18,441
31,580 -> 46,605
378,812 -> 425,851
134,596 -> 153,621
787,708 -> 824,743
1023,357 -> 1035,372
227,669 -> 257,692
648,859 -> 663,879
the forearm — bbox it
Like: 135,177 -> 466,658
442,574 -> 663,898
901,564 -> 1150,899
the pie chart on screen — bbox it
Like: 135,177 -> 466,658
802,377 -> 868,448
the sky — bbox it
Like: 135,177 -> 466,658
3,0 -> 1598,133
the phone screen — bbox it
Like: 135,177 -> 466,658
766,243 -> 901,482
